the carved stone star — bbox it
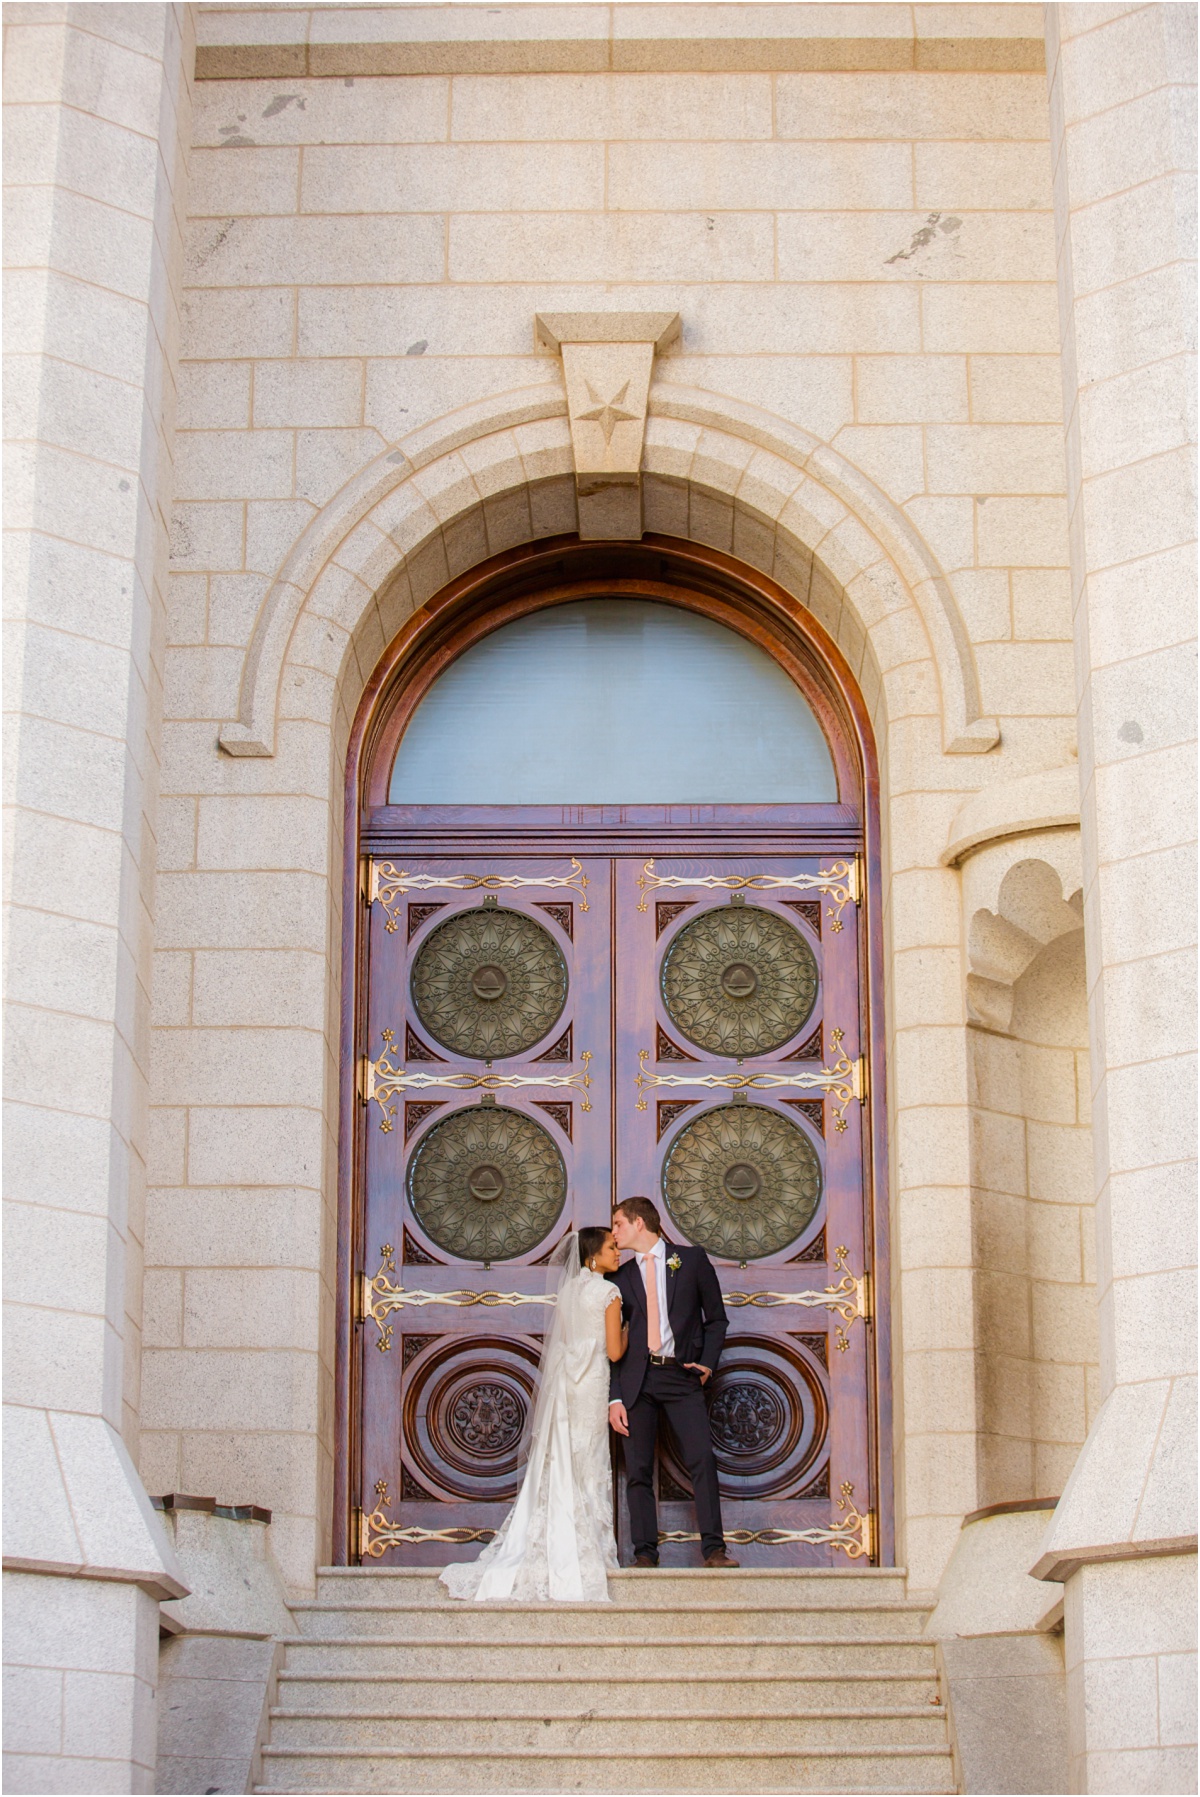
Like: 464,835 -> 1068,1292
577,380 -> 638,445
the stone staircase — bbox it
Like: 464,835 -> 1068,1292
255,1565 -> 956,1794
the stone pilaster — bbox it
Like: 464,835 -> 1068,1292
2,6 -> 191,1788
1036,5 -> 1197,1788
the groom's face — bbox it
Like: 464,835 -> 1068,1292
611,1209 -> 636,1251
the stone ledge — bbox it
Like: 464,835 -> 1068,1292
1031,1378 -> 1197,1583
2,1406 -> 186,1601
194,3 -> 1046,78
152,1491 -> 274,1525
926,1509 -> 1063,1640
158,1505 -> 295,1638
941,762 -> 1080,866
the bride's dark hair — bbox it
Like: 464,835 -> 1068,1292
578,1226 -> 610,1267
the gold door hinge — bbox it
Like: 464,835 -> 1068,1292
357,1054 -> 377,1107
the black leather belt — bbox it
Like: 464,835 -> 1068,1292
647,1353 -> 677,1365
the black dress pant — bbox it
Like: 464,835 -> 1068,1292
625,1361 -> 725,1560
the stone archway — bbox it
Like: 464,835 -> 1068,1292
147,384 -> 1034,1600
217,385 -> 998,764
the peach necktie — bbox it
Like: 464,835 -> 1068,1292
640,1253 -> 662,1354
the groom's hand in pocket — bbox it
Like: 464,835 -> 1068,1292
608,1401 -> 629,1437
684,1363 -> 712,1385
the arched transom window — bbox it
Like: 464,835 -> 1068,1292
389,598 -> 838,805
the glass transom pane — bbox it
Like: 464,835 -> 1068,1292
389,599 -> 837,804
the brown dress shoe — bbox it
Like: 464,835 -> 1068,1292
633,1551 -> 660,1568
703,1548 -> 740,1568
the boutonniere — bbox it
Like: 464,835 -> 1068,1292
667,1253 -> 681,1274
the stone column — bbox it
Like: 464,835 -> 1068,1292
3,6 -> 190,1789
1036,6 -> 1197,1790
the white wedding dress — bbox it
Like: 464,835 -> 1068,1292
440,1241 -> 620,1603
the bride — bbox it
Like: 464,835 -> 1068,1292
440,1226 -> 625,1603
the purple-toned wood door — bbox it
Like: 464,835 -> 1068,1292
355,848 -> 876,1568
613,854 -> 873,1566
356,856 -> 612,1563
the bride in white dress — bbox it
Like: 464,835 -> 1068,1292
440,1227 -> 626,1603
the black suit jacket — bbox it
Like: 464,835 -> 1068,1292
607,1242 -> 728,1408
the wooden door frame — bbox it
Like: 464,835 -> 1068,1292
335,535 -> 892,1565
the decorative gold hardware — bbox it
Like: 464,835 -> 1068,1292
636,1030 -> 862,1131
726,1245 -> 871,1331
637,858 -> 859,930
660,1484 -> 872,1561
359,1501 -> 497,1558
362,1032 -> 591,1131
374,1479 -> 389,1503
368,858 -> 589,932
358,1246 -> 556,1351
359,1245 -> 398,1351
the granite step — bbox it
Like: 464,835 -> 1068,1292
314,1565 -> 912,1609
266,1708 -> 949,1753
256,1743 -> 957,1794
257,1568 -> 952,1794
278,1635 -> 939,1678
274,1670 -> 941,1712
292,1599 -> 930,1641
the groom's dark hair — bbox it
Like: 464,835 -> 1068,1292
614,1195 -> 661,1235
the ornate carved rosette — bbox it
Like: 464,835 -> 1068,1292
709,1381 -> 785,1455
662,1101 -> 822,1260
400,1333 -> 539,1504
407,1104 -> 566,1262
660,905 -> 818,1057
410,905 -> 568,1060
448,1381 -> 523,1457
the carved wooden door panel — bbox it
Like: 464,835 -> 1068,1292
353,847 -> 876,1568
356,857 -> 611,1562
613,855 -> 874,1566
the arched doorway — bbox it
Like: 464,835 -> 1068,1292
338,537 -> 891,1567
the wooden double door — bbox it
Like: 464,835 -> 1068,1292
354,846 -> 879,1566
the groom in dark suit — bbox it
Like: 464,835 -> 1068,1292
607,1196 -> 739,1568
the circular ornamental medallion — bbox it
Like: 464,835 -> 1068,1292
660,906 -> 818,1058
410,905 -> 568,1060
408,1104 -> 566,1262
662,1102 -> 821,1261
708,1381 -> 787,1458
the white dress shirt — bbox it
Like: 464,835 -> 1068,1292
640,1236 -> 677,1358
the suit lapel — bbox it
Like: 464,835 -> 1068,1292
666,1248 -> 686,1334
625,1257 -> 647,1319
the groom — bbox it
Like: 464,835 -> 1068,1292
607,1197 -> 739,1569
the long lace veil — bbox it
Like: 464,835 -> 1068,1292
445,1229 -> 598,1601
514,1230 -> 590,1471
438,1229 -> 617,1610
